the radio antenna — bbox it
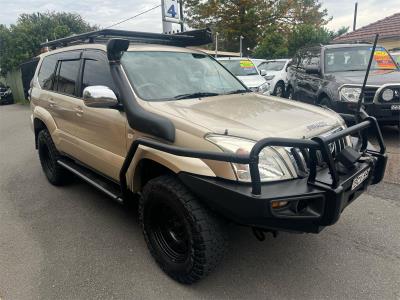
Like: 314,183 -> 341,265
356,33 -> 379,123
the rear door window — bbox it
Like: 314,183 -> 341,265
38,55 -> 58,90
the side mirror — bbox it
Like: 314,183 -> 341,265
305,64 -> 320,75
82,86 -> 118,108
260,69 -> 267,76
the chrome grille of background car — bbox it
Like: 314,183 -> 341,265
288,127 -> 348,177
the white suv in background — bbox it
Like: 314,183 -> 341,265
217,57 -> 270,95
257,59 -> 291,97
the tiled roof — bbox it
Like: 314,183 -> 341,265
334,12 -> 400,42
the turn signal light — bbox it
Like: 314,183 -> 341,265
271,200 -> 289,209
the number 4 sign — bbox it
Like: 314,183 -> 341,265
162,0 -> 181,23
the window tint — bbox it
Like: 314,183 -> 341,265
55,60 -> 80,96
38,55 -> 58,90
82,51 -> 116,94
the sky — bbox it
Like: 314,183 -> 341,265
0,0 -> 399,33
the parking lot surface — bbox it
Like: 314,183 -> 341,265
0,104 -> 399,299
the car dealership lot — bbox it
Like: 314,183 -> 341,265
0,104 -> 399,299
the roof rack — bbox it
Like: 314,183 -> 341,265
41,28 -> 212,49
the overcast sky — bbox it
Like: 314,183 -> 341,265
0,0 -> 398,33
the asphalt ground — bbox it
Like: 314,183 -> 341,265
0,104 -> 399,300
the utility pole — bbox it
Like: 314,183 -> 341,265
239,35 -> 244,57
215,32 -> 219,58
179,0 -> 184,32
353,2 -> 358,31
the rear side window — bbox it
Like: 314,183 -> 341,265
38,55 -> 58,90
81,51 -> 116,94
54,60 -> 81,96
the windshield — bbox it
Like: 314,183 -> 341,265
121,51 -> 247,101
391,53 -> 400,64
260,61 -> 286,71
218,59 -> 259,76
324,46 -> 398,72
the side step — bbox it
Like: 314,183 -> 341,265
57,158 -> 124,204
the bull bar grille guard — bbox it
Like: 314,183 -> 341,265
119,115 -> 385,199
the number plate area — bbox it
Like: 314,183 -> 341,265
351,168 -> 371,191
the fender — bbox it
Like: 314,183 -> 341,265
33,106 -> 58,147
127,146 -> 217,192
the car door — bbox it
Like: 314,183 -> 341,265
73,49 -> 127,180
295,50 -> 309,101
302,48 -> 322,103
47,50 -> 83,151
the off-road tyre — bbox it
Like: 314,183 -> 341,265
139,175 -> 227,284
38,129 -> 68,185
273,82 -> 285,98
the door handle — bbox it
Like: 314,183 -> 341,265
74,106 -> 83,117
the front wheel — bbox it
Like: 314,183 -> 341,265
139,175 -> 227,284
286,86 -> 294,100
273,82 -> 285,98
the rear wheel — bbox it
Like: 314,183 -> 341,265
38,130 -> 68,185
140,175 -> 227,284
273,82 -> 285,98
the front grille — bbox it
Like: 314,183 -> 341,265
288,127 -> 348,177
363,87 -> 378,103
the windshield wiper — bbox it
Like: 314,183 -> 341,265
225,89 -> 249,95
173,92 -> 220,100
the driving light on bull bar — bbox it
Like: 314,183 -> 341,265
206,135 -> 293,182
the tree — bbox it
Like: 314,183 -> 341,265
287,23 -> 331,56
184,0 -> 331,55
0,12 -> 96,75
253,26 -> 288,58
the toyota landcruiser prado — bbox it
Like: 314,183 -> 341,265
287,43 -> 400,126
30,29 -> 387,284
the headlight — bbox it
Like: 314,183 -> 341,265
381,89 -> 394,101
206,135 -> 293,182
264,75 -> 275,81
257,82 -> 270,94
340,87 -> 361,102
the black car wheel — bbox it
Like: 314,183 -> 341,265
273,82 -> 285,98
286,86 -> 295,100
140,175 -> 227,284
319,97 -> 332,109
38,130 -> 68,185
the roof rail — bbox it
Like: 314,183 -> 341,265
41,28 -> 212,49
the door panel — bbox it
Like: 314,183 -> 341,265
72,49 -> 127,180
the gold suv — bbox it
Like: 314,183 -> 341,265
30,29 -> 387,284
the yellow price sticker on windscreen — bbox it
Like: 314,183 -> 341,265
374,50 -> 397,69
240,60 -> 255,68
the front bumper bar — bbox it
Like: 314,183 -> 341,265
119,116 -> 387,233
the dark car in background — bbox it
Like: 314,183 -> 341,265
0,83 -> 13,105
286,43 -> 400,126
